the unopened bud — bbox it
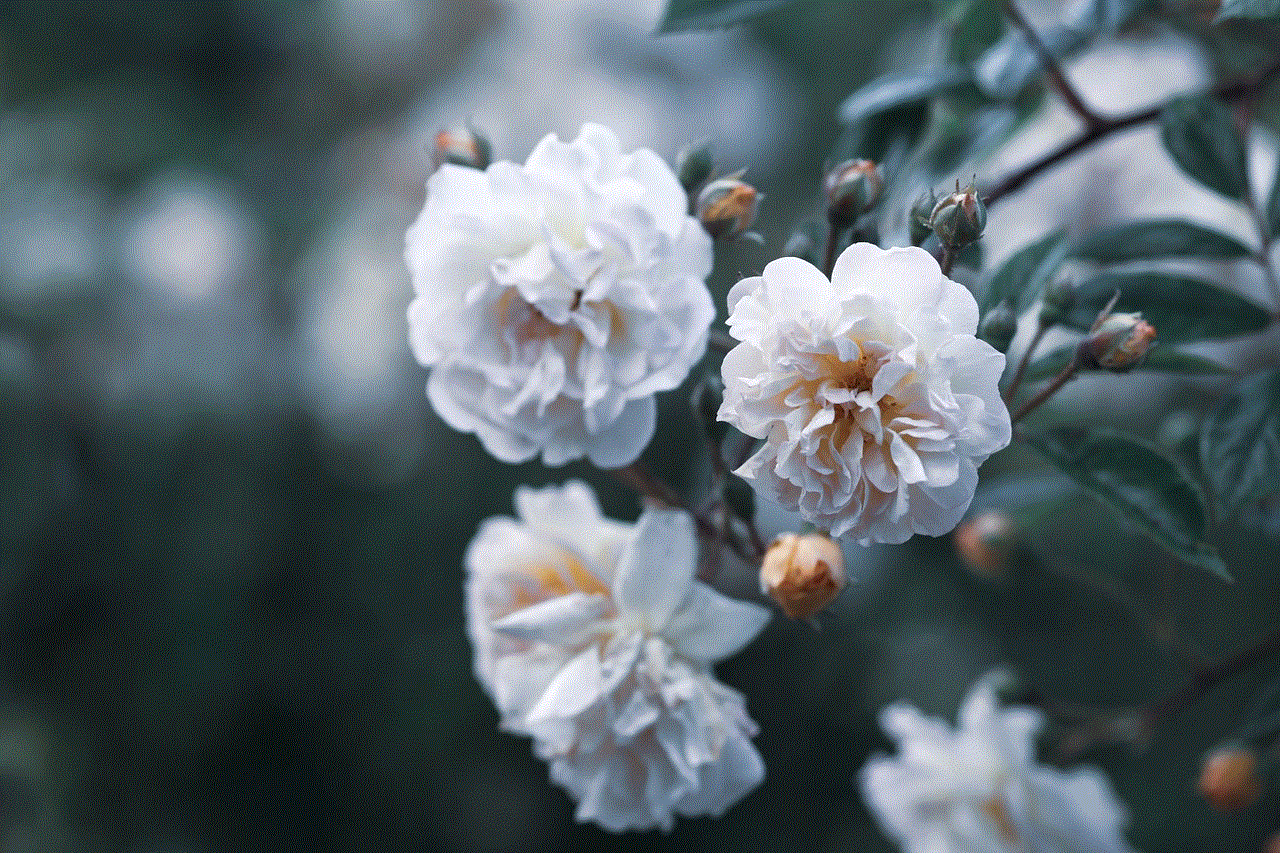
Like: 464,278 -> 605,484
825,159 -> 883,228
979,300 -> 1017,353
1198,747 -> 1261,812
910,188 -> 939,246
1038,278 -> 1076,328
954,511 -> 1016,578
760,533 -> 847,619
1265,830 -> 1280,853
1078,312 -> 1156,372
676,140 -> 714,193
697,176 -> 761,240
432,125 -> 491,171
931,181 -> 987,248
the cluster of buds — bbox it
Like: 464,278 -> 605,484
824,159 -> 883,229
697,170 -> 762,241
1078,312 -> 1156,372
432,125 -> 491,171
953,511 -> 1016,578
930,181 -> 986,249
1198,746 -> 1262,812
759,532 -> 847,620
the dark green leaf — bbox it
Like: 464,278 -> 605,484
1067,272 -> 1271,342
1199,369 -> 1280,516
1160,96 -> 1250,200
1073,219 -> 1254,262
1233,675 -> 1280,748
656,0 -> 794,32
839,66 -> 974,127
1022,345 -> 1230,384
1024,427 -> 1228,580
1215,0 -> 1280,22
981,229 -> 1070,313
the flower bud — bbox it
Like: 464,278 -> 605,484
909,188 -> 939,246
824,159 -> 882,228
760,533 -> 846,619
1077,312 -> 1156,372
1198,747 -> 1261,812
1265,831 -> 1280,853
954,511 -> 1016,578
1038,277 -> 1076,328
675,139 -> 714,193
978,300 -> 1017,353
697,176 -> 761,240
930,181 -> 986,248
432,125 -> 491,171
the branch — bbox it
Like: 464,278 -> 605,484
1143,626 -> 1280,730
1003,321 -> 1048,405
1010,352 -> 1079,424
1003,0 -> 1102,129
984,57 -> 1280,209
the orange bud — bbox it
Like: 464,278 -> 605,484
1199,747 -> 1262,812
696,177 -> 761,240
954,511 -> 1015,578
760,533 -> 846,619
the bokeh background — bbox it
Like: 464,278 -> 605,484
1,1 -> 1278,850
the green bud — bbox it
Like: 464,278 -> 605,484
1038,277 -> 1076,327
432,124 -> 491,170
978,299 -> 1017,353
930,181 -> 986,248
824,158 -> 882,228
1077,312 -> 1156,372
909,188 -> 939,246
675,140 -> 714,193
697,176 -> 761,240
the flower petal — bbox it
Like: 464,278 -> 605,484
613,510 -> 698,630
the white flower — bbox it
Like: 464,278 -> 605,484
466,481 -> 770,831
717,244 -> 1011,544
861,677 -> 1137,853
405,123 -> 715,468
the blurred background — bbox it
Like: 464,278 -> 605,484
0,1 -> 1277,850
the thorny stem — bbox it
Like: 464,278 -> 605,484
1002,0 -> 1103,129
1010,353 -> 1079,424
984,56 -> 1280,209
1002,321 -> 1049,405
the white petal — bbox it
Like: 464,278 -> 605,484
489,591 -> 609,643
613,510 -> 698,630
583,395 -> 656,469
527,644 -> 608,723
665,584 -> 770,664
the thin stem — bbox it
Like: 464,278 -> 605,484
940,245 -> 956,278
1010,353 -> 1079,424
823,218 -> 843,278
1002,0 -> 1102,129
1003,321 -> 1048,405
1143,626 -> 1280,729
985,56 -> 1280,209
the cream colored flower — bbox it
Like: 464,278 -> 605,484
467,481 -> 770,831
861,677 -> 1136,853
718,244 -> 1010,544
405,123 -> 714,467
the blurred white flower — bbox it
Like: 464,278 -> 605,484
861,676 -> 1136,853
467,481 -> 770,831
405,123 -> 715,467
719,245 -> 1010,544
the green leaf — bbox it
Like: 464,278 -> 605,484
1021,345 -> 1230,384
1233,675 -> 1280,749
1160,96 -> 1250,200
1267,165 -> 1280,239
981,229 -> 1070,313
656,0 -> 794,32
1199,369 -> 1280,516
1073,219 -> 1254,263
1024,427 -> 1228,580
1215,0 -> 1280,22
1067,272 -> 1271,342
839,66 -> 974,127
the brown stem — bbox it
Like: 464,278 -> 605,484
1142,627 -> 1280,729
1003,0 -> 1102,129
984,56 -> 1280,209
1010,353 -> 1079,424
940,245 -> 956,278
823,218 -> 843,279
1003,321 -> 1048,405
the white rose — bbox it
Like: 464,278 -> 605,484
861,677 -> 1137,853
466,481 -> 770,832
404,123 -> 715,467
717,244 -> 1011,544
